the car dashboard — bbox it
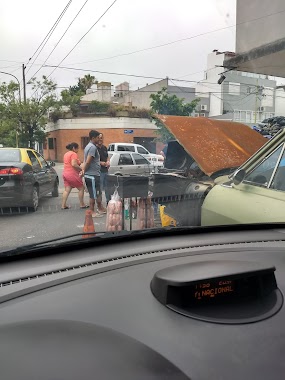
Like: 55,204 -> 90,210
0,226 -> 284,379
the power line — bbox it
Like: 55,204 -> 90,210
0,64 -> 20,70
43,64 -> 277,91
44,64 -> 165,80
68,8 -> 285,65
28,0 -> 89,82
25,0 -> 72,76
0,59 -> 23,64
46,0 -> 119,80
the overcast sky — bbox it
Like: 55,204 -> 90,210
0,0 -> 237,96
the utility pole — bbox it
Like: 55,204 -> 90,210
254,78 -> 258,124
22,64 -> 26,103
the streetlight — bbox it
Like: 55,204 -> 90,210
0,71 -> 22,147
0,71 -> 21,102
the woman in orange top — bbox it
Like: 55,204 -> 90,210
61,142 -> 88,209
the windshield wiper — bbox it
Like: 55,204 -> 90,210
0,226 -> 199,257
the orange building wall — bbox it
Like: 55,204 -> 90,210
44,128 -> 161,162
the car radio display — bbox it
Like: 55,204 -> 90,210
193,279 -> 234,301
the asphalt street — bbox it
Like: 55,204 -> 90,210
0,164 -> 108,252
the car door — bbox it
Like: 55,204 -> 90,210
202,143 -> 285,225
117,153 -> 136,175
132,153 -> 151,175
34,151 -> 56,194
26,150 -> 47,196
137,146 -> 150,159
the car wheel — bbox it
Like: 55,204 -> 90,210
28,186 -> 39,212
51,180 -> 59,197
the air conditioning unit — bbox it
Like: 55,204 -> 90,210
194,113 -> 200,117
258,106 -> 265,112
200,113 -> 206,117
201,105 -> 207,111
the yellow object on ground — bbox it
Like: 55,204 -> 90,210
159,205 -> 177,227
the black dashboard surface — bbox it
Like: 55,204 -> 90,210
0,227 -> 285,379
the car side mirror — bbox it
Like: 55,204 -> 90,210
232,169 -> 246,185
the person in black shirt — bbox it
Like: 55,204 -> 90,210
97,133 -> 111,205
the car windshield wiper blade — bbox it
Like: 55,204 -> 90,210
0,226 -> 199,257
0,232 -> 107,256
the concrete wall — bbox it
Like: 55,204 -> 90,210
125,79 -> 168,109
196,51 -> 225,116
236,0 -> 285,53
275,88 -> 285,116
81,83 -> 112,103
45,117 -> 157,132
222,72 -> 276,113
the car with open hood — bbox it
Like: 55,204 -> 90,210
151,115 -> 270,226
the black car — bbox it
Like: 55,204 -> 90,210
0,148 -> 59,211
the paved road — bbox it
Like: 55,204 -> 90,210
0,164 -> 161,252
0,164 -> 107,252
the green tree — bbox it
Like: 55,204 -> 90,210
0,76 -> 57,148
59,74 -> 97,117
79,74 -> 96,92
150,87 -> 200,142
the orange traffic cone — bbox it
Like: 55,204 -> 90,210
82,210 -> 96,238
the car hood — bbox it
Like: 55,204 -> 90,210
155,115 -> 267,176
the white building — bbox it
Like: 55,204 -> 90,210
81,81 -> 112,103
197,50 -> 283,124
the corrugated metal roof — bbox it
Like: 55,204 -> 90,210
155,115 -> 267,176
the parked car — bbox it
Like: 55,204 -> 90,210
0,148 -> 59,211
107,143 -> 164,167
108,151 -> 153,176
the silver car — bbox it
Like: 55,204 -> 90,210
108,152 -> 154,176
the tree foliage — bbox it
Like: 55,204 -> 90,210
79,74 -> 96,92
59,74 -> 97,116
0,76 -> 57,148
150,87 -> 200,142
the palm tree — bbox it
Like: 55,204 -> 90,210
79,74 -> 96,92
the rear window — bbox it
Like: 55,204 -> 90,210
0,149 -> 21,162
117,145 -> 135,152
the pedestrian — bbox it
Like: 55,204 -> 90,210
96,133 -> 111,206
61,142 -> 88,210
82,130 -> 106,218
159,144 -> 168,160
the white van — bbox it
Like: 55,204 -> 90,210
107,143 -> 164,167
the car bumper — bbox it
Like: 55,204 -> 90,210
0,185 -> 30,208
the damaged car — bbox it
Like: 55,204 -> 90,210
151,115 -> 281,226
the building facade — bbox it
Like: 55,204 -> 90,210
196,50 -> 281,123
43,116 -> 163,162
114,78 -> 210,117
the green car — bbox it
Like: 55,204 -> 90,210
202,129 -> 285,225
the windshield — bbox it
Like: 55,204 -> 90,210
1,0 -> 285,253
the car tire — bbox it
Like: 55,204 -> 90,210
28,186 -> 39,212
51,180 -> 59,197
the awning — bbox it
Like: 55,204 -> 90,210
155,115 -> 267,176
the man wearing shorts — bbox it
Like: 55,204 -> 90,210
83,130 -> 106,218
